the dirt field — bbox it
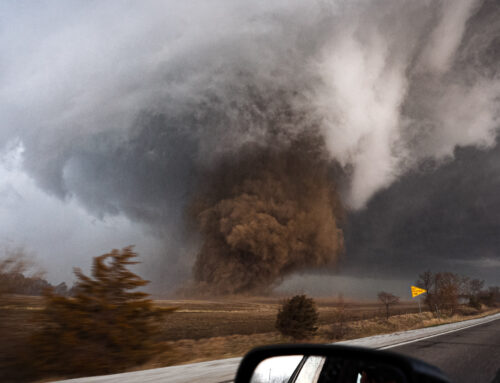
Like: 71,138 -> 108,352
154,297 -> 421,340
1,294 -> 496,380
0,295 -> 419,360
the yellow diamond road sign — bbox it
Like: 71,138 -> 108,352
411,286 -> 427,298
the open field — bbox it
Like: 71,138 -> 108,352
146,297 -> 498,368
1,294 -> 498,381
154,297 -> 421,340
1,295 -> 421,343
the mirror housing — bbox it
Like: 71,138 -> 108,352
235,344 -> 450,383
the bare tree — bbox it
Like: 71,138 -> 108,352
487,286 -> 500,305
417,271 -> 433,292
416,271 -> 468,315
329,294 -> 349,339
0,248 -> 53,299
466,278 -> 485,309
377,291 -> 400,319
469,279 -> 485,297
416,270 -> 435,312
0,248 -> 31,297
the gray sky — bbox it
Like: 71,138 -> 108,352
0,144 -> 162,285
1,0 -> 499,298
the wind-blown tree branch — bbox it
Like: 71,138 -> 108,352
377,291 -> 400,319
29,247 -> 175,378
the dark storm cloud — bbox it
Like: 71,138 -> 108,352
1,0 -> 500,293
343,142 -> 500,282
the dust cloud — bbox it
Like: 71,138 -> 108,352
190,132 -> 344,294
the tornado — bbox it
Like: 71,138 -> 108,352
190,132 -> 344,294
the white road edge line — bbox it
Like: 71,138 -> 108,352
379,314 -> 500,350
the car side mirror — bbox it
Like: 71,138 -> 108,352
234,344 -> 450,383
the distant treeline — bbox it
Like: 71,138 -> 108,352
415,270 -> 500,314
0,272 -> 72,296
0,250 -> 73,297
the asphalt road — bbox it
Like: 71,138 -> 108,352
389,317 -> 500,383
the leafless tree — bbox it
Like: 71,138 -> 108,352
0,248 -> 30,297
416,271 -> 480,315
329,294 -> 349,339
469,279 -> 485,296
377,291 -> 400,319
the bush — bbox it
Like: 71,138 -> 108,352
28,247 -> 175,378
275,294 -> 319,340
456,305 -> 479,316
468,295 -> 482,310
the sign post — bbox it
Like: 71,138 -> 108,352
410,286 -> 427,313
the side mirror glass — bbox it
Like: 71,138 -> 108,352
250,354 -> 405,383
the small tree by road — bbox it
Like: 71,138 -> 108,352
276,294 -> 319,340
29,247 -> 175,377
377,291 -> 400,319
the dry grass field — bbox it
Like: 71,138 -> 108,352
1,294 -> 497,379
0,295 -> 44,381
154,297 -> 421,340
147,297 -> 499,368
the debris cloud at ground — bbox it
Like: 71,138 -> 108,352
189,133 -> 344,294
